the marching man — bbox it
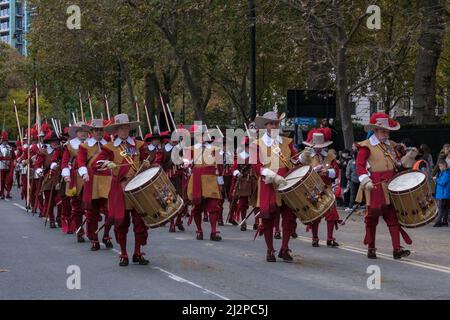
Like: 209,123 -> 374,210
61,122 -> 89,242
356,113 -> 416,259
299,129 -> 341,248
0,131 -> 14,200
77,119 -> 114,251
250,112 -> 298,262
94,114 -> 151,267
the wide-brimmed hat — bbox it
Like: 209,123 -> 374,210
104,114 -> 141,134
82,119 -> 108,132
255,111 -> 285,129
68,121 -> 89,138
364,112 -> 400,132
43,131 -> 60,143
302,132 -> 333,148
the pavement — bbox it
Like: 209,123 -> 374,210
1,187 -> 450,300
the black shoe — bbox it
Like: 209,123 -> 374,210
55,217 -> 61,227
253,223 -> 258,230
177,224 -> 185,231
6,194 -> 11,199
266,251 -> 276,262
274,231 -> 281,239
49,222 -> 57,229
393,248 -> 410,260
210,233 -> 222,241
229,219 -> 238,226
312,240 -> 320,247
102,237 -> 113,249
203,215 -> 209,222
91,242 -> 100,251
132,254 -> 149,265
0,195 -> 4,200
196,232 -> 203,240
327,240 -> 340,248
240,224 -> 247,231
77,236 -> 86,243
218,220 -> 224,226
367,248 -> 377,259
278,249 -> 294,262
433,221 -> 449,227
291,232 -> 298,239
169,224 -> 176,233
67,231 -> 74,235
119,256 -> 129,267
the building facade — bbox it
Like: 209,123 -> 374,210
0,0 -> 29,56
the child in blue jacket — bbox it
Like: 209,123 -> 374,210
433,160 -> 450,227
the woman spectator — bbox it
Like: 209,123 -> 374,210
345,148 -> 360,210
432,144 -> 450,177
433,159 -> 450,227
419,144 -> 434,178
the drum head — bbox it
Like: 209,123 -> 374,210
124,167 -> 160,191
388,171 -> 426,192
278,166 -> 310,191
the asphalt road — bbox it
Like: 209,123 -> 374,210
1,188 -> 450,300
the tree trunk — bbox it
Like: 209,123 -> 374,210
144,59 -> 158,133
337,46 -> 354,149
412,0 -> 446,124
179,59 -> 207,123
121,60 -> 135,112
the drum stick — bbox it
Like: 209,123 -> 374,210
76,218 -> 87,235
238,207 -> 258,226
339,203 -> 362,225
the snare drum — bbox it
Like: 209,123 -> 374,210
124,166 -> 184,228
278,165 -> 335,224
388,170 -> 437,228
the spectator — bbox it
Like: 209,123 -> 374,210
433,159 -> 450,227
345,148 -> 360,210
419,144 -> 434,178
432,144 -> 450,177
339,149 -> 352,208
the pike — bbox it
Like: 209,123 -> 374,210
78,93 -> 85,122
35,81 -> 41,135
76,218 -> 87,235
72,112 -> 77,125
13,100 -> 23,144
159,92 -> 172,131
154,115 -> 161,134
26,92 -> 31,211
143,100 -> 152,134
87,92 -> 94,120
244,122 -> 251,139
166,103 -> 177,130
104,94 -> 111,120
134,97 -> 143,140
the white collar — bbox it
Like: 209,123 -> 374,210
148,144 -> 159,152
239,150 -> 249,159
369,135 -> 391,146
113,136 -> 135,147
69,137 -> 83,150
165,144 -> 173,152
261,132 -> 283,147
46,145 -> 54,154
87,137 -> 107,147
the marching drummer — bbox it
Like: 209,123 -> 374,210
250,112 -> 298,262
298,129 -> 341,248
356,113 -> 418,259
94,114 -> 151,267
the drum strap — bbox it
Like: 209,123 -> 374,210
376,143 -> 398,171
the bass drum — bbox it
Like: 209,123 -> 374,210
278,165 -> 335,224
124,166 -> 184,228
388,170 -> 437,228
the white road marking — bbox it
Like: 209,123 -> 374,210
153,266 -> 229,300
13,203 -> 27,211
296,235 -> 450,274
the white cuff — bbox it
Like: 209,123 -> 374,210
36,168 -> 43,175
261,168 -> 270,176
78,166 -> 88,177
233,170 -> 240,177
358,174 -> 370,183
328,169 -> 336,179
217,176 -> 224,185
62,168 -> 70,177
50,162 -> 58,170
